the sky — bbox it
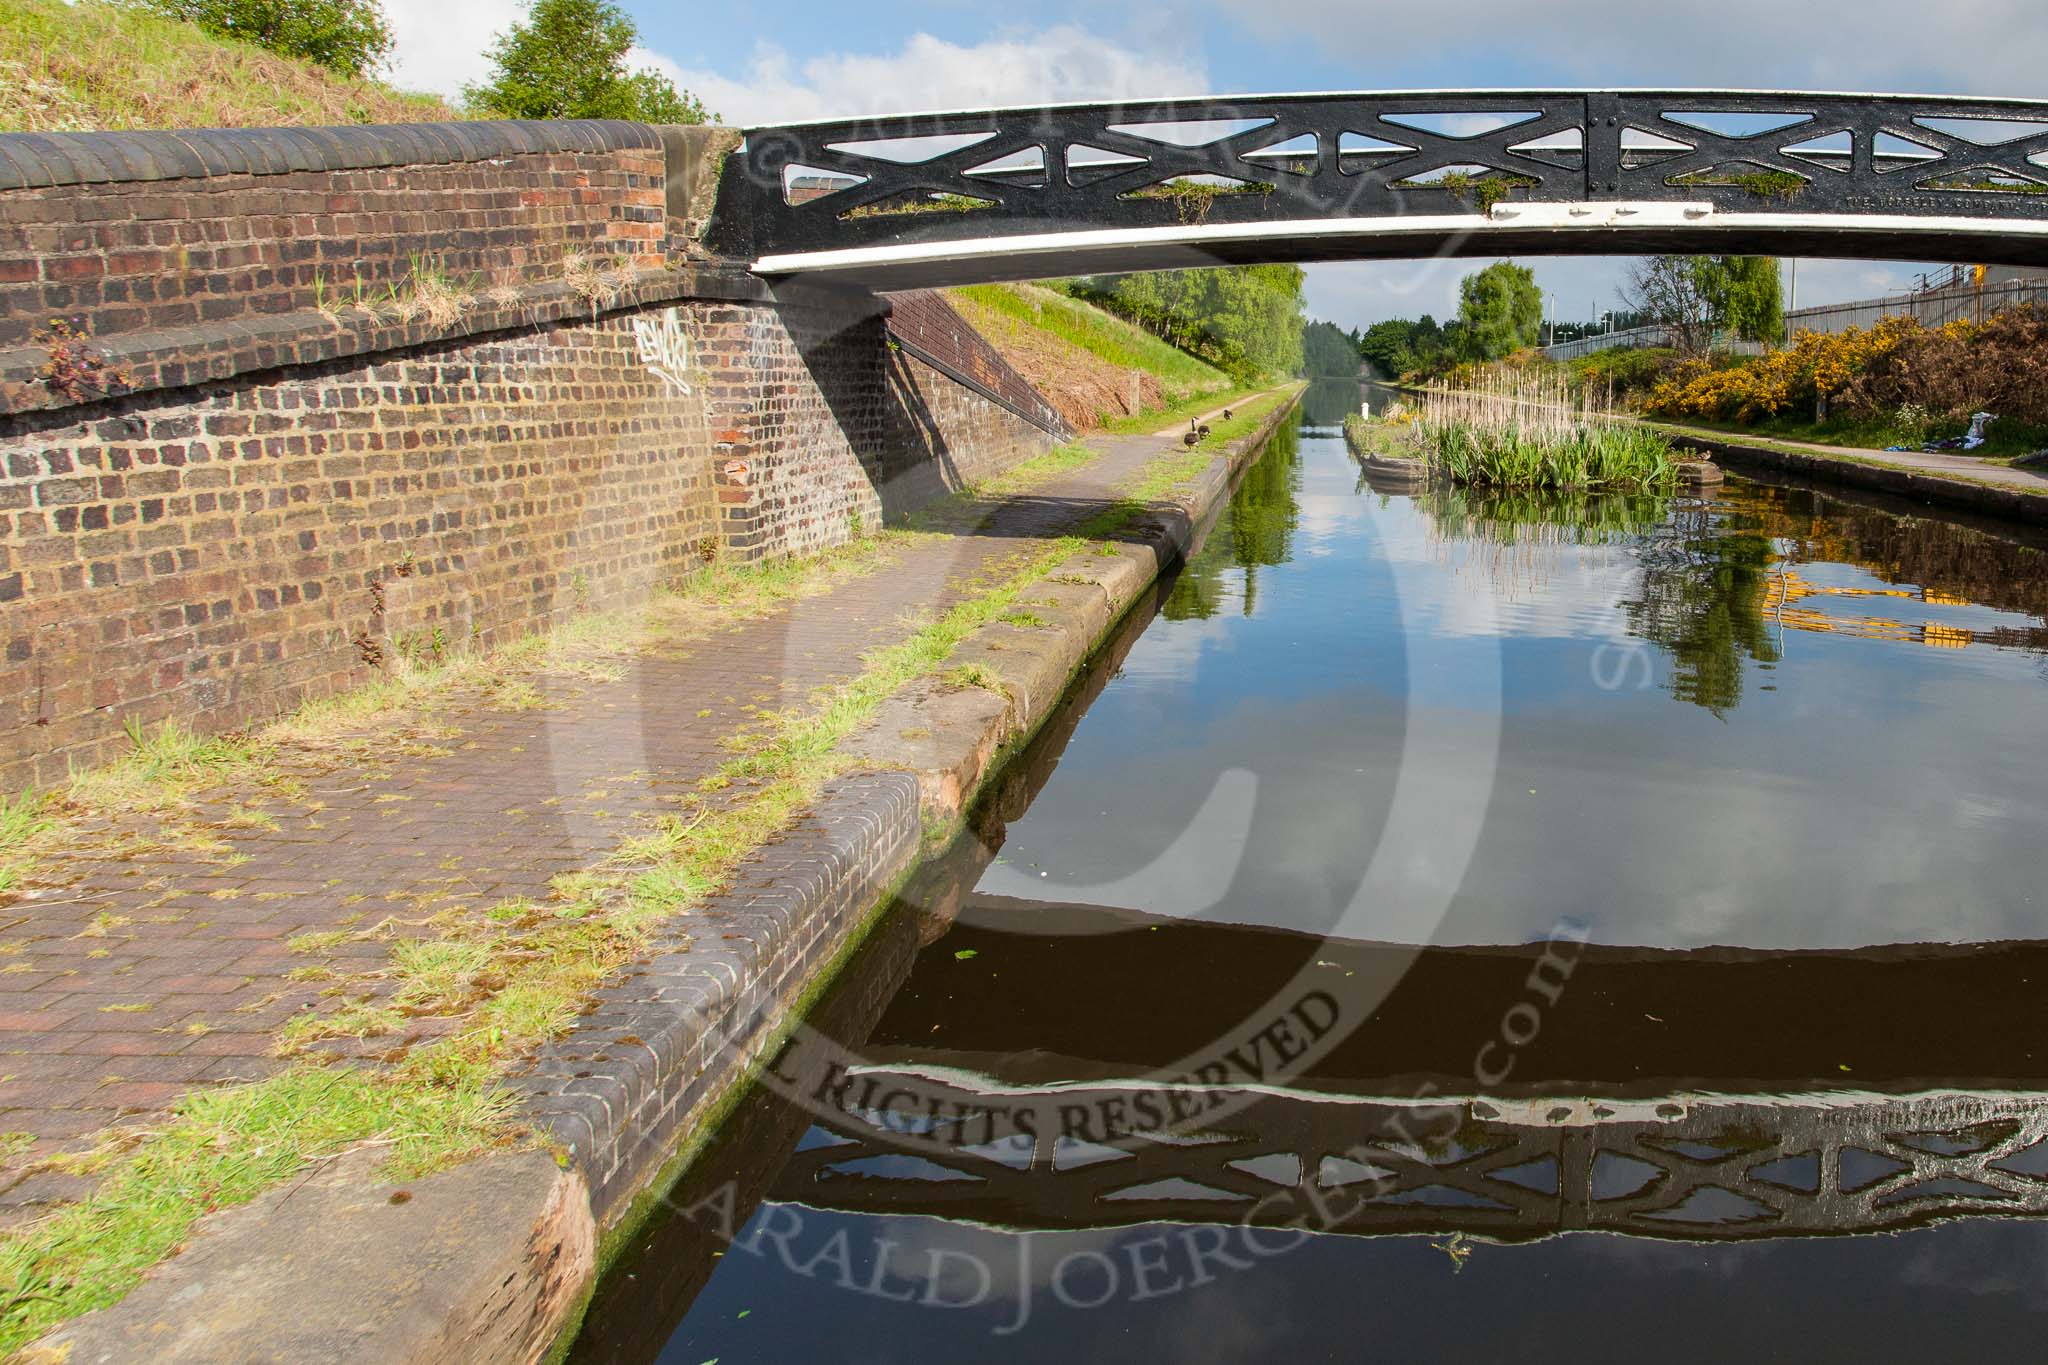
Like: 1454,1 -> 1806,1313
378,0 -> 2046,328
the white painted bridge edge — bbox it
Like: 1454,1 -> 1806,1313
751,204 -> 2048,277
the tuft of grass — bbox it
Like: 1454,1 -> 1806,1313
274,1001 -> 403,1055
287,930 -> 352,955
389,938 -> 494,1014
844,191 -> 994,220
1125,177 -> 1276,224
562,251 -> 635,316
1396,168 -> 1539,212
0,0 -> 454,133
942,663 -> 1008,693
0,1061 -> 507,1352
67,719 -> 270,820
73,912 -> 129,940
1671,168 -> 1808,200
0,790 -> 51,896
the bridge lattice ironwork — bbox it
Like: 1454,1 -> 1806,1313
710,91 -> 2048,282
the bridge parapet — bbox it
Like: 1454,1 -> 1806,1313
711,91 -> 2048,285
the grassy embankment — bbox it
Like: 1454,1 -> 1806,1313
0,392 -> 1312,1350
0,0 -> 454,131
946,282 -> 1259,434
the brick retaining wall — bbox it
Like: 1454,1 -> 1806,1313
1,304 -> 719,787
0,122 -> 1066,788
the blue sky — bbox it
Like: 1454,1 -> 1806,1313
382,0 -> 2046,326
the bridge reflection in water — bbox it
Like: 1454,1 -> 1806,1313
790,1080 -> 2048,1243
569,409 -> 2048,1362
574,889 -> 2048,1362
786,893 -> 2048,1242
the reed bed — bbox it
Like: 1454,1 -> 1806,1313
1420,368 -> 1676,489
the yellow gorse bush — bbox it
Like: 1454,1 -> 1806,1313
1644,317 -> 1919,423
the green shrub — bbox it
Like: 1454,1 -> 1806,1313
465,0 -> 711,123
136,0 -> 392,77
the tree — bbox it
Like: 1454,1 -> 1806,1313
467,0 -> 712,124
1301,320 -> 1362,377
1703,256 -> 1785,344
1097,265 -> 1305,381
140,0 -> 393,76
1625,255 -> 1784,352
1623,256 -> 1717,354
1455,261 -> 1543,362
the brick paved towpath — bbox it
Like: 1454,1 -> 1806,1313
0,411 -> 1234,1223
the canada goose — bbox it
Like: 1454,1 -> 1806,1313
1222,407 -> 1233,420
1182,430 -> 1200,447
1197,424 -> 1211,439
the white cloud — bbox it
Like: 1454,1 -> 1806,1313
632,28 -> 1210,128
383,0 -> 523,99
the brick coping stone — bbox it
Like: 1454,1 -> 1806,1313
0,119 -> 662,193
23,388 -> 1303,1364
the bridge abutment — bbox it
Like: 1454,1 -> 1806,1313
0,121 -> 1065,788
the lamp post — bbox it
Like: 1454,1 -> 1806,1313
1784,257 -> 1798,346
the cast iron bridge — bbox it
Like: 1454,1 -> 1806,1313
707,90 -> 2048,287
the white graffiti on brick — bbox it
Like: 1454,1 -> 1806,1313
632,307 -> 694,396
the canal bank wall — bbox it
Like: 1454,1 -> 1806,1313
0,120 -> 1068,789
520,387 -> 1303,1326
1659,429 -> 2048,526
31,390 -> 1302,1363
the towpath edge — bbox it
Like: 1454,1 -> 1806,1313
29,389 -> 1304,1365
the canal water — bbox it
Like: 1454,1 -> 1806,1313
569,381 -> 2048,1363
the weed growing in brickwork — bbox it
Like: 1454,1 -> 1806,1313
562,250 -> 634,317
395,626 -> 449,666
0,790 -> 50,895
70,719 -> 288,828
943,662 -> 1009,694
311,257 -> 480,328
31,318 -> 131,401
